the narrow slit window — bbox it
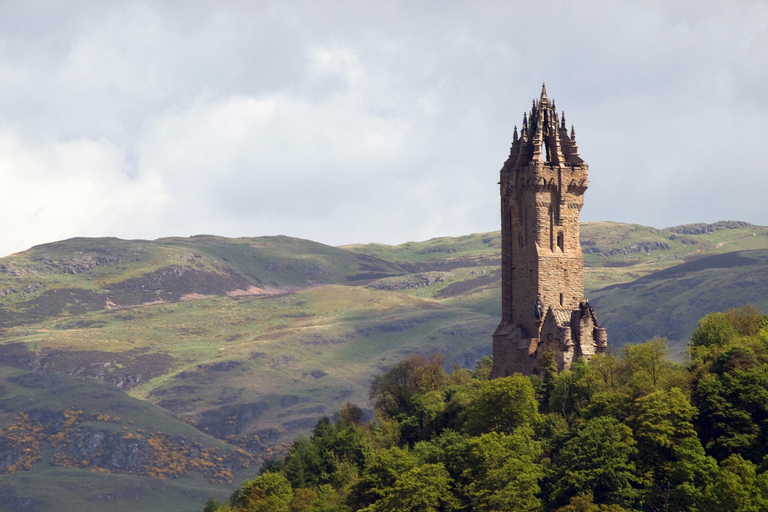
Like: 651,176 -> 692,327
559,293 -> 564,306
557,232 -> 564,251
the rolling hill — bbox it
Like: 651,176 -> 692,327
1,220 -> 768,510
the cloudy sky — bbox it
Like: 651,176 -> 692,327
0,1 -> 766,257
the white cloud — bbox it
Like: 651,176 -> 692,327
0,131 -> 167,255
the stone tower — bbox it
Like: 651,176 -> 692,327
490,84 -> 607,378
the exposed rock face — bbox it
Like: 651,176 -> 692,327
666,221 -> 752,235
582,240 -> 671,256
365,272 -> 451,290
491,85 -> 607,378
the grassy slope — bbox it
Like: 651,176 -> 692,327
590,249 -> 768,359
0,364 -> 252,512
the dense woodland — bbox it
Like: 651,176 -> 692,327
204,305 -> 768,512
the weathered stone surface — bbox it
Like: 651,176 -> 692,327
491,85 -> 607,378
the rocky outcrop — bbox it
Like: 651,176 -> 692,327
583,240 -> 671,256
666,221 -> 753,235
366,272 -> 451,291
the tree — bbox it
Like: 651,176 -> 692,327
439,429 -> 543,512
691,312 -> 737,348
702,454 -> 768,512
460,374 -> 540,435
620,337 -> 674,393
556,494 -> 628,512
335,402 -> 365,427
631,388 -> 698,469
724,305 -> 763,337
369,354 -> 448,417
363,463 -> 458,512
549,358 -> 604,423
549,416 -> 639,509
693,366 -> 768,461
203,497 -> 220,512
347,447 -> 418,509
474,356 -> 493,380
667,437 -> 718,512
239,472 -> 294,512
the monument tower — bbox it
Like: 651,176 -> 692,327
490,84 -> 607,378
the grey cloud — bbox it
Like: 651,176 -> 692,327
0,1 -> 766,255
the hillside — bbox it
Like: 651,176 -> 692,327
0,221 -> 768,510
0,364 -> 260,511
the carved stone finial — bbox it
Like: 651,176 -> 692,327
523,112 -> 528,129
570,124 -> 576,140
561,112 -> 566,129
513,126 -> 518,142
541,82 -> 547,99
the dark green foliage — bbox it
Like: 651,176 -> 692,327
203,497 -> 220,512
693,366 -> 768,461
548,416 -> 639,509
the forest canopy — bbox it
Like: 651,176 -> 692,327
205,305 -> 768,512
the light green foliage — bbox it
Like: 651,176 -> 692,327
239,472 -> 294,512
691,312 -> 738,348
631,388 -> 698,461
439,429 -> 543,512
702,454 -> 768,512
549,357 -> 604,422
348,447 -> 419,509
460,374 -> 540,435
555,494 -> 628,511
362,463 -> 458,512
620,337 -> 677,393
630,388 -> 706,510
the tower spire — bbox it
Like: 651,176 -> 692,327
541,82 -> 547,100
